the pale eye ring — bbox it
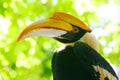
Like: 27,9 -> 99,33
72,27 -> 79,34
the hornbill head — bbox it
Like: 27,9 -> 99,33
17,12 -> 92,44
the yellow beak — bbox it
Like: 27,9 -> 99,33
17,12 -> 91,42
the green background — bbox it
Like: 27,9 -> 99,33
0,0 -> 120,80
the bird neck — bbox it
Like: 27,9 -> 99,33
79,32 -> 99,51
66,32 -> 99,52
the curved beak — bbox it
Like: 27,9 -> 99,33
17,19 -> 73,41
17,12 -> 91,42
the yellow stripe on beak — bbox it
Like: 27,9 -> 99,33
50,12 -> 91,32
17,19 -> 73,41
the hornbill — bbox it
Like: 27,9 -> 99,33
17,12 -> 118,80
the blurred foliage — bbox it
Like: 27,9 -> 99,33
0,0 -> 120,80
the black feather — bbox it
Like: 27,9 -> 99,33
52,42 -> 118,80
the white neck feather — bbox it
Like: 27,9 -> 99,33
79,32 -> 99,51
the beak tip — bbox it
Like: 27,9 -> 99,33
17,37 -> 20,42
17,34 -> 23,42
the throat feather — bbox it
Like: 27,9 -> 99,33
79,32 -> 99,51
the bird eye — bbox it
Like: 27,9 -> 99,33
72,27 -> 79,34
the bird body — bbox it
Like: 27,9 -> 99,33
52,33 -> 118,80
17,12 -> 118,80
52,42 -> 118,80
